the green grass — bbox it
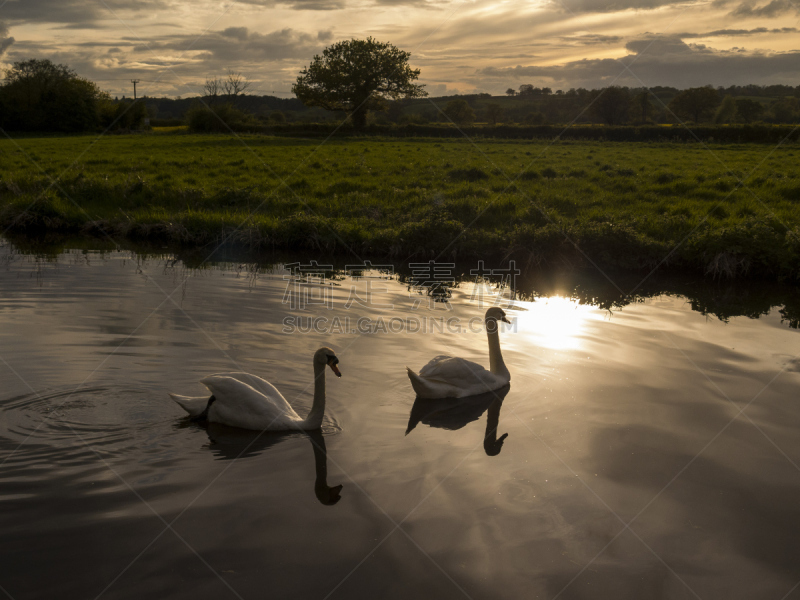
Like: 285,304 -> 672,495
1,133 -> 798,280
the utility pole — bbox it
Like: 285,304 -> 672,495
130,79 -> 140,100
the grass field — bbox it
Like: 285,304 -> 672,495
1,133 -> 798,280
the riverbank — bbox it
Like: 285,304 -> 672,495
1,134 -> 798,281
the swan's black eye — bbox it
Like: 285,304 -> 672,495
327,356 -> 339,365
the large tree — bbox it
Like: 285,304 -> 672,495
633,90 -> 654,123
735,98 -> 764,123
0,59 -> 107,132
443,99 -> 475,125
485,103 -> 503,125
589,86 -> 631,125
668,86 -> 720,123
292,37 -> 426,129
714,95 -> 737,124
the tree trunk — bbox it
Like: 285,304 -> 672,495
351,104 -> 368,130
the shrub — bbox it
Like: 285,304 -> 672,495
187,103 -> 258,132
98,99 -> 147,131
541,167 -> 558,179
448,167 -> 489,182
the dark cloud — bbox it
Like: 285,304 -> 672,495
678,27 -> 798,38
730,0 -> 798,15
549,0 -> 795,14
225,0 -> 437,9
551,0 -> 700,13
0,0 -> 361,23
624,36 -> 691,54
0,22 -> 15,58
133,27 -> 322,62
479,36 -> 800,89
235,0 -> 345,9
561,33 -> 623,45
0,0 -> 173,25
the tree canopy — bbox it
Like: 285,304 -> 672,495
0,59 -> 105,132
735,98 -> 764,123
292,37 -> 427,129
443,99 -> 475,125
589,86 -> 631,125
668,87 -> 720,123
0,58 -> 146,132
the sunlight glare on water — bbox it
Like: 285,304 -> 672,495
514,295 -> 599,350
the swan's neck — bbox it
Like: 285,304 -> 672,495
302,362 -> 326,429
487,318 -> 510,380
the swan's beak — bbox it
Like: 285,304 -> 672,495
326,355 -> 341,377
501,315 -> 511,324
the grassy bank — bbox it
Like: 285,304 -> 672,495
1,133 -> 798,281
263,123 -> 800,144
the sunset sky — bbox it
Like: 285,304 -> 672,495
1,0 -> 798,98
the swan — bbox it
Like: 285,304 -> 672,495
169,347 -> 341,431
407,307 -> 511,399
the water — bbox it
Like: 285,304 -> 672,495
1,240 -> 799,600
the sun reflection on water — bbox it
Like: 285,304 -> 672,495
511,296 -> 598,350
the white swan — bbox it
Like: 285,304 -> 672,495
407,307 -> 511,399
169,347 -> 341,431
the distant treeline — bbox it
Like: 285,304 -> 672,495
394,85 -> 800,128
143,94 -> 308,120
165,83 -> 800,134
3,57 -> 800,134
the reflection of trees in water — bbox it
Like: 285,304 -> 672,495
515,270 -> 800,329
6,235 -> 799,328
406,385 -> 510,456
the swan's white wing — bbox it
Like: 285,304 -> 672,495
410,355 -> 506,398
207,372 -> 293,414
201,375 -> 301,429
419,355 -> 494,384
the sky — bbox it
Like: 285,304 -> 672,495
0,0 -> 798,98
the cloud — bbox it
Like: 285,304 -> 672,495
551,0 -> 700,13
219,0 -> 439,9
422,82 -> 466,96
0,21 -> 337,97
0,22 -> 15,58
560,33 -> 623,45
730,0 -> 798,15
133,27 -> 323,63
624,36 -> 691,54
0,0 -> 174,25
678,27 -> 798,38
235,0 -> 345,9
478,35 -> 800,89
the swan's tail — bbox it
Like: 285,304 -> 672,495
406,367 -> 438,399
169,393 -> 209,417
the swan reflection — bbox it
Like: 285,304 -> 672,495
406,385 -> 510,456
181,421 -> 343,505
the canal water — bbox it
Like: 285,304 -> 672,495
0,239 -> 798,600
